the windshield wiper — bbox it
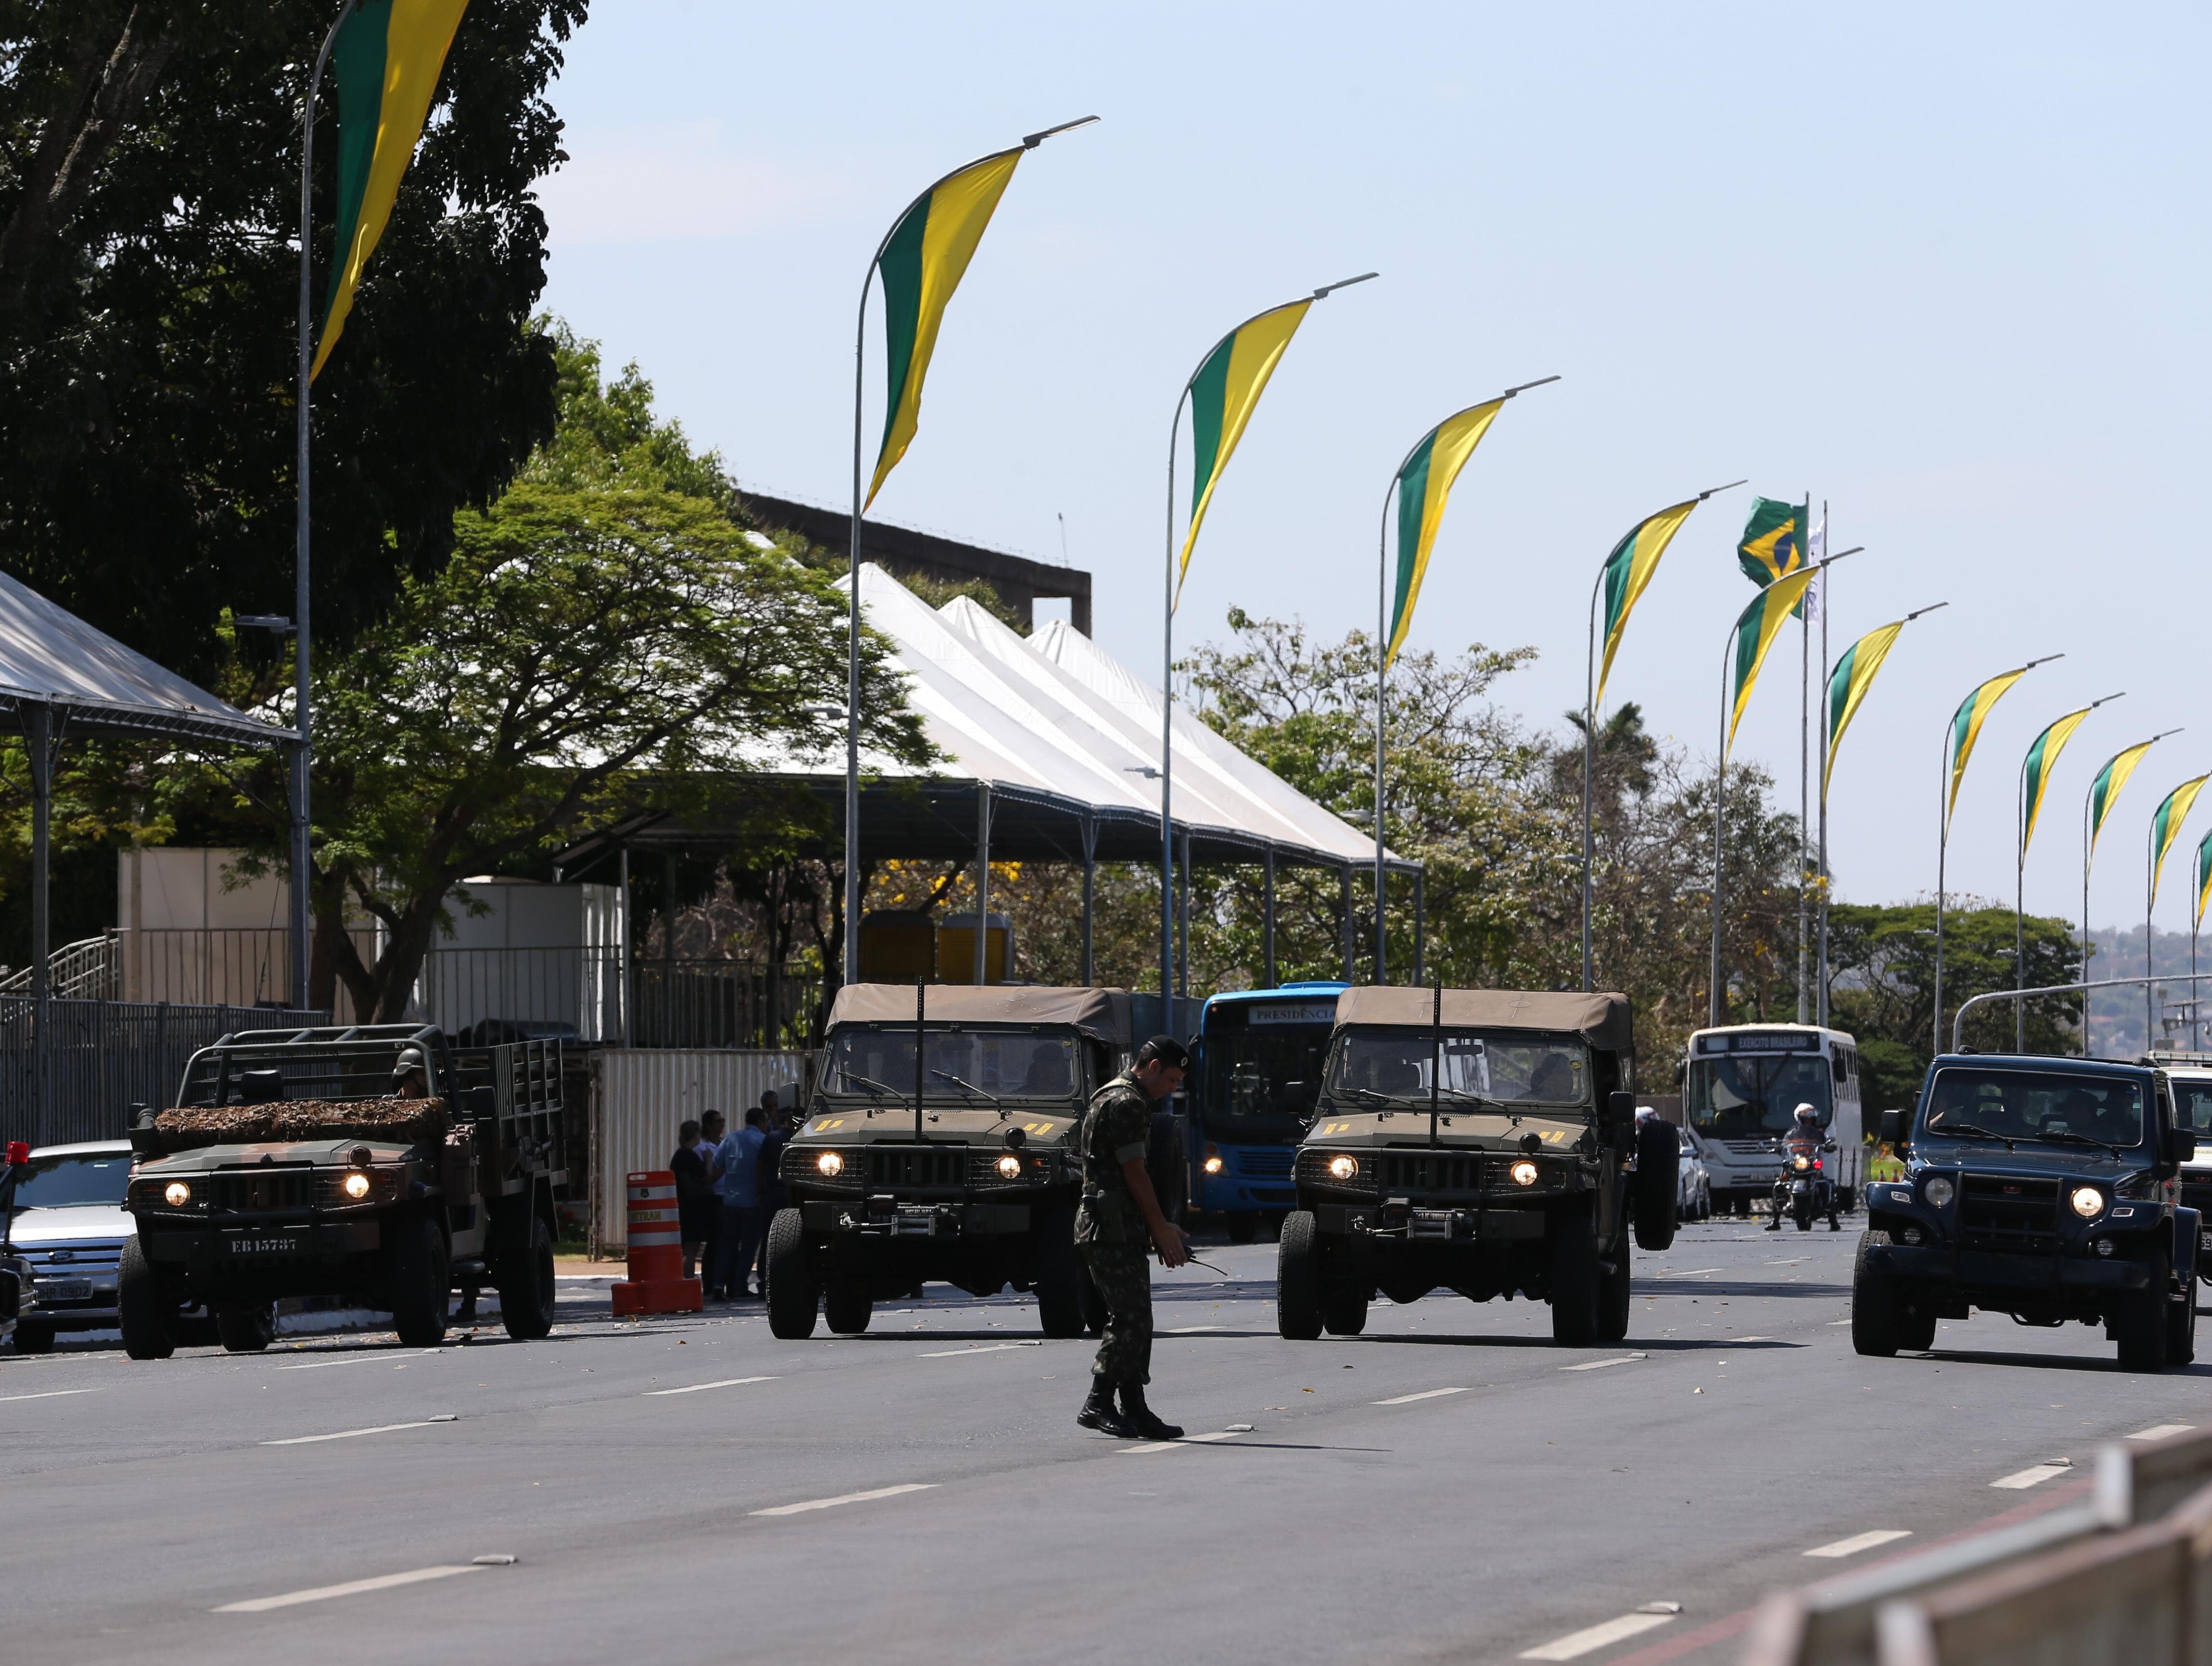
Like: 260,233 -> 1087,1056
928,1069 -> 1003,1116
835,1072 -> 908,1116
2034,1129 -> 2128,1158
1930,1120 -> 2014,1151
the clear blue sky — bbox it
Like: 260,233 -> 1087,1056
536,1 -> 2210,935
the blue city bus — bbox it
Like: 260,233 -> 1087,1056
1188,981 -> 1348,1240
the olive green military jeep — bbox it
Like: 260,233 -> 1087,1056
1279,988 -> 1676,1345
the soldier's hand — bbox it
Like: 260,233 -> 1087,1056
1152,1222 -> 1190,1268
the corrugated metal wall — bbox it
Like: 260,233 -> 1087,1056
589,1048 -> 811,1252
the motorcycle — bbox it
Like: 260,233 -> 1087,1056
1767,1138 -> 1840,1233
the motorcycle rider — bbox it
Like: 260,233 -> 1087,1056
1767,1102 -> 1840,1232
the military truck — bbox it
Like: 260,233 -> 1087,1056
767,984 -> 1170,1341
119,1024 -> 565,1357
1855,1052 -> 2199,1369
1278,988 -> 1677,1346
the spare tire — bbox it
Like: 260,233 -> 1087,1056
1633,1117 -> 1679,1252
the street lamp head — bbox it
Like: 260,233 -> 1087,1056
1696,479 -> 1749,501
235,614 -> 295,633
1021,115 -> 1100,148
2022,652 -> 2065,671
1312,271 -> 1379,299
1902,601 -> 1950,623
2088,691 -> 2127,710
1501,375 -> 1562,399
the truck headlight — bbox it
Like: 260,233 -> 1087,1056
994,1154 -> 1024,1181
815,1152 -> 845,1177
1923,1176 -> 1955,1209
162,1181 -> 191,1207
1509,1160 -> 1539,1187
1327,1154 -> 1359,1182
2070,1186 -> 2104,1219
342,1171 -> 372,1200
1202,1145 -> 1224,1175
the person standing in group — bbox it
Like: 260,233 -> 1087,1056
697,1109 -> 728,1298
670,1118 -> 715,1284
1075,1036 -> 1191,1441
751,1099 -> 797,1294
712,1102 -> 770,1300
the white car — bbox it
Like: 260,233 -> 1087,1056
4,1141 -> 136,1351
1676,1127 -> 1713,1222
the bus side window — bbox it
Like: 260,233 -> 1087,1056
1831,1049 -> 1847,1087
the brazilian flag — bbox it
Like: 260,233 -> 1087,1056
312,0 -> 471,381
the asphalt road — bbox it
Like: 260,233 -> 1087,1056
3,1216 -> 2205,1666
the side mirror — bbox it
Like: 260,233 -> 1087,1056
1604,1090 -> 1636,1136
466,1085 -> 498,1119
2169,1128 -> 2199,1166
1878,1109 -> 1907,1151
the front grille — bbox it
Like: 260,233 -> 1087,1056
1241,1148 -> 1295,1178
18,1244 -> 123,1270
202,1169 -> 318,1214
864,1147 -> 966,1190
1959,1173 -> 2060,1254
2181,1180 -> 2212,1220
1376,1151 -> 1484,1194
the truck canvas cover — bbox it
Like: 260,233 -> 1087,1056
1333,987 -> 1634,1054
824,983 -> 1133,1044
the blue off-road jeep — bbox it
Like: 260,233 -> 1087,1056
1854,1053 -> 2200,1370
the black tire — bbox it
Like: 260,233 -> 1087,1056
387,1216 -> 450,1347
2168,1261 -> 2198,1367
1794,1193 -> 1814,1232
823,1281 -> 872,1335
1633,1119 -> 1678,1252
1549,1204 -> 1601,1346
1034,1205 -> 1084,1339
1227,1211 -> 1260,1245
764,1207 -> 818,1339
216,1303 -> 275,1353
1851,1230 -> 1901,1357
2116,1246 -> 2171,1371
11,1321 -> 54,1354
1896,1305 -> 1937,1352
118,1235 -> 175,1360
1321,1276 -> 1368,1337
1597,1239 -> 1632,1343
1277,1210 -> 1324,1340
498,1212 -> 557,1341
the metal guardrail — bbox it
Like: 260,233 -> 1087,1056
0,932 -> 120,999
1952,974 -> 2212,1053
1744,1425 -> 2212,1666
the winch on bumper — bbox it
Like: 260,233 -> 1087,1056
801,1196 -> 1032,1238
1313,1199 -> 1548,1242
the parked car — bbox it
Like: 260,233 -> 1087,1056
1677,1126 -> 1713,1222
3,1141 -> 136,1352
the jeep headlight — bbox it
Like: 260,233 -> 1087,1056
162,1180 -> 191,1208
1509,1159 -> 1539,1187
1923,1176 -> 1955,1209
342,1171 -> 372,1201
1327,1154 -> 1359,1182
2069,1185 -> 2104,1219
815,1151 -> 845,1177
995,1153 -> 1024,1181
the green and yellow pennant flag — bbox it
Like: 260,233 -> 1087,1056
1726,566 -> 1816,753
2151,775 -> 2210,905
1738,496 -> 1807,587
2020,707 -> 2096,856
1384,399 -> 1507,666
864,147 -> 1029,508
2195,826 -> 2212,928
1593,500 -> 1699,709
311,0 -> 471,381
1175,298 -> 1313,604
2090,739 -> 2161,857
1945,669 -> 2029,826
1823,620 -> 1905,793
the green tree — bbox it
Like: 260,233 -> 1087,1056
0,0 -> 588,680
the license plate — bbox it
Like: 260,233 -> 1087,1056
226,1236 -> 301,1257
38,1278 -> 92,1302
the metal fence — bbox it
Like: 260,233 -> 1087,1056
630,961 -> 823,1049
415,946 -> 627,1043
0,997 -> 329,1149
119,927 -> 377,1014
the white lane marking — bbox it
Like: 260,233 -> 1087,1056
215,1564 -> 481,1612
1733,1336 -> 1773,1343
1766,1258 -> 1808,1266
643,1376 -> 777,1397
1560,1354 -> 1646,1372
261,1418 -> 453,1446
2130,1424 -> 2196,1440
1375,1387 -> 1471,1405
1167,1325 -> 1226,1333
1991,1462 -> 2073,1490
917,1343 -> 1040,1357
750,1483 -> 935,1517
1121,1430 -> 1246,1454
1804,1529 -> 1912,1559
0,1388 -> 97,1403
1655,1267 -> 1724,1278
1518,1611 -> 1675,1659
277,1350 -> 443,1370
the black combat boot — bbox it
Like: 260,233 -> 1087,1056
1077,1379 -> 1138,1438
1119,1382 -> 1183,1441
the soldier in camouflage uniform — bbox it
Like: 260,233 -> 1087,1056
1075,1035 -> 1191,1441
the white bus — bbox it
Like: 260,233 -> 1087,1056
1681,1024 -> 1864,1216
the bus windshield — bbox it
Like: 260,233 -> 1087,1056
1687,1054 -> 1833,1139
824,1027 -> 1081,1102
1200,1022 -> 1330,1136
2172,1079 -> 2212,1138
1327,1030 -> 1589,1108
1920,1067 -> 2145,1149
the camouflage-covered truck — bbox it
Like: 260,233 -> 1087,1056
119,1024 -> 565,1356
